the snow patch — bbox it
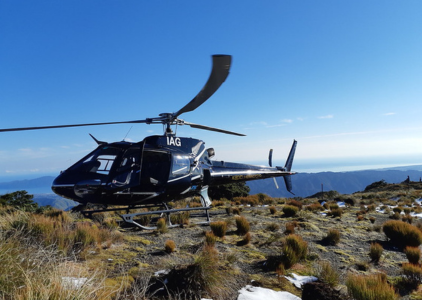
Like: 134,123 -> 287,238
237,285 -> 301,300
284,273 -> 318,289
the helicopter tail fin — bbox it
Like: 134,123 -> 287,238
284,140 -> 297,172
274,140 -> 297,194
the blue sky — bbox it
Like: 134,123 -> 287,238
1,1 -> 422,179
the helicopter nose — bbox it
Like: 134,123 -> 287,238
52,173 -> 77,201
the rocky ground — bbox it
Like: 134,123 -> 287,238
86,182 -> 422,299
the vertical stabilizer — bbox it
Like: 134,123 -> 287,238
284,140 -> 297,172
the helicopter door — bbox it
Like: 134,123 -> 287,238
139,150 -> 171,191
111,146 -> 142,189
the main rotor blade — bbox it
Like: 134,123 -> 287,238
0,120 -> 148,132
185,121 -> 245,136
174,55 -> 232,118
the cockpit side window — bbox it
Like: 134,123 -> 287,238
170,155 -> 190,179
74,147 -> 121,175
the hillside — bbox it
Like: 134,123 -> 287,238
1,181 -> 422,299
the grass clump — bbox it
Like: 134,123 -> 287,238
165,239 -> 176,253
156,217 -> 168,234
210,221 -> 227,238
284,222 -> 296,235
404,246 -> 421,265
346,273 -> 398,300
235,215 -> 250,235
282,205 -> 299,217
323,229 -> 340,245
170,211 -> 190,225
0,220 -> 122,299
401,263 -> 422,290
237,232 -> 252,246
305,202 -> 323,212
163,246 -> 235,299
266,222 -> 280,232
205,231 -> 217,247
280,234 -> 308,269
269,206 -> 277,215
383,220 -> 422,248
314,260 -> 339,287
330,208 -> 343,218
369,242 -> 383,263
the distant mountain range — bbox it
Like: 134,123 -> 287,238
1,165 -> 422,208
0,176 -> 77,210
248,168 -> 422,198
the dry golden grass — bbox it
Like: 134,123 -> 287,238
346,273 -> 398,300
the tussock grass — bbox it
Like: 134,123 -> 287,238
237,232 -> 252,246
280,234 -> 308,269
346,273 -> 398,300
210,221 -> 227,238
163,245 -> 237,300
404,246 -> 421,265
3,210 -> 123,256
284,222 -> 296,235
314,261 -> 339,287
235,215 -> 250,235
165,239 -> 176,253
369,242 -> 383,263
156,217 -> 168,234
205,231 -> 217,247
282,205 -> 299,217
383,220 -> 422,248
323,229 -> 340,245
305,202 -> 323,212
170,211 -> 190,225
266,222 -> 280,232
0,225 -> 122,299
401,263 -> 422,290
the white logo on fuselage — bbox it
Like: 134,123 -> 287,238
167,137 -> 181,146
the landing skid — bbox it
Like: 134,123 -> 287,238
121,203 -> 211,230
76,202 -> 211,230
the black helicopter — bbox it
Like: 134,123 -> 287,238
1,55 -> 297,228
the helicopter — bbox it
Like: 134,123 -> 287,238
0,55 -> 297,229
